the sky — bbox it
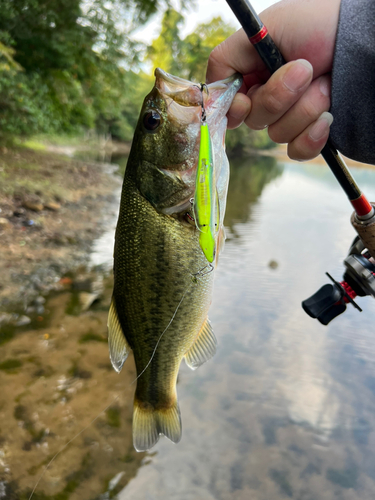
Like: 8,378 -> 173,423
133,0 -> 279,43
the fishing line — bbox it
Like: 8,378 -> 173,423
130,287 -> 190,385
29,395 -> 119,500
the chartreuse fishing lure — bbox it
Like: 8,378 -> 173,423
194,98 -> 217,263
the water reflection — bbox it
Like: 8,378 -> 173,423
225,155 -> 282,230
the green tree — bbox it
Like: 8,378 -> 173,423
181,17 -> 235,81
0,0 -> 194,139
148,8 -> 185,75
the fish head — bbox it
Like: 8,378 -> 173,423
129,68 -> 242,213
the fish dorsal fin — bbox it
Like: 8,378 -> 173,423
185,317 -> 217,370
107,297 -> 131,373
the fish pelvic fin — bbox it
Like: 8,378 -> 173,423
133,399 -> 182,452
107,297 -> 131,373
184,317 -> 217,370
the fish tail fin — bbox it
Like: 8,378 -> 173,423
157,401 -> 182,445
133,398 -> 181,452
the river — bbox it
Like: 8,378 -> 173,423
2,152 -> 375,499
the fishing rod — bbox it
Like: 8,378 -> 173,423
225,0 -> 375,324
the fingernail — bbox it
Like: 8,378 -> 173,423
319,75 -> 331,97
309,112 -> 333,141
283,59 -> 312,92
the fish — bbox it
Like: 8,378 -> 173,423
107,68 -> 242,452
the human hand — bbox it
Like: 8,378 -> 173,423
206,0 -> 341,161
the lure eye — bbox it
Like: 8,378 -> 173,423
143,111 -> 161,131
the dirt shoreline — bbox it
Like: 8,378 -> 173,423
0,145 -> 123,330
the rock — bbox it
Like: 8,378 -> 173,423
36,306 -> 45,315
14,315 -> 31,327
0,217 -> 9,227
59,277 -> 73,286
0,313 -> 13,326
79,292 -> 99,312
268,260 -> 279,270
13,208 -> 26,217
44,202 -> 61,211
34,296 -> 46,306
23,201 -> 44,212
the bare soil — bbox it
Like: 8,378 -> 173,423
0,146 -> 121,314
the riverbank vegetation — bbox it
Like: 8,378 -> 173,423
0,0 -> 274,153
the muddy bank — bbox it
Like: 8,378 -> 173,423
0,146 -> 122,329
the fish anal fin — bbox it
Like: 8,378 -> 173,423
107,297 -> 131,373
185,317 -> 217,370
133,399 -> 181,452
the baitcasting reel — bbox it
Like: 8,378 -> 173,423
302,236 -> 375,325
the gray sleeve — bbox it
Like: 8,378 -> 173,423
330,0 -> 375,165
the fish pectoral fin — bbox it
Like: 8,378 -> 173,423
184,317 -> 217,370
107,297 -> 131,373
133,399 -> 181,452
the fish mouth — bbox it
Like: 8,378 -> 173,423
155,68 -> 242,127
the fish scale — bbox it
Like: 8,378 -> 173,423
108,68 -> 242,451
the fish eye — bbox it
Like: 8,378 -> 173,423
143,110 -> 161,131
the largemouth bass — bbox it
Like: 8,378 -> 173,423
108,68 -> 242,451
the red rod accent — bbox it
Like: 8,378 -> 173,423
351,194 -> 373,216
340,281 -> 357,303
249,25 -> 268,45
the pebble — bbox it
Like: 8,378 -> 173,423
13,208 -> 26,217
0,313 -> 13,325
0,218 -> 9,227
14,315 -> 31,327
34,296 -> 46,306
79,292 -> 99,312
23,200 -> 44,212
44,202 -> 61,211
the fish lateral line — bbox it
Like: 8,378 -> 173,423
130,286 -> 189,385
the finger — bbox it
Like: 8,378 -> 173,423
287,112 -> 333,161
206,29 -> 265,84
244,60 -> 313,130
268,74 -> 331,144
227,93 -> 252,130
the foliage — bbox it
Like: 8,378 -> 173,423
0,0 -> 182,140
181,17 -> 235,82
